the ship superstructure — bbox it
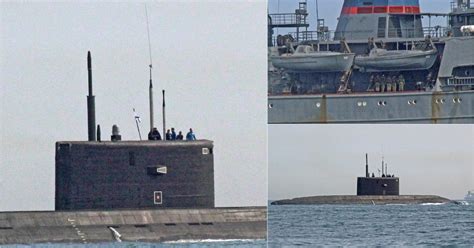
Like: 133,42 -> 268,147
268,0 -> 474,123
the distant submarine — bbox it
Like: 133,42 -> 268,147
271,154 -> 450,205
0,52 -> 266,245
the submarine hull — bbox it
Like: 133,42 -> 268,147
271,195 -> 451,205
0,207 -> 267,244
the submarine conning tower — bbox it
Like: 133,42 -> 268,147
357,153 -> 399,196
55,51 -> 215,210
335,0 -> 423,40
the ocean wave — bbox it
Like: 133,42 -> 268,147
164,239 -> 262,244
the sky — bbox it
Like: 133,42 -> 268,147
0,1 -> 267,211
269,125 -> 474,201
268,0 -> 450,35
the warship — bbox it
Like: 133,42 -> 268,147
268,0 -> 474,123
271,154 -> 451,205
0,52 -> 266,245
464,190 -> 474,201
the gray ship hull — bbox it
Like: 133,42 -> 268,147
0,207 -> 266,245
268,91 -> 474,123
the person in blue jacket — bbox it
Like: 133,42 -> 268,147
171,128 -> 177,140
186,128 -> 196,141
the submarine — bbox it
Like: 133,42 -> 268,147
0,52 -> 266,245
271,153 -> 450,205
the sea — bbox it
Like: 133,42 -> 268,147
268,202 -> 474,247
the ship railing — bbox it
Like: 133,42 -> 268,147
269,13 -> 308,26
447,76 -> 474,86
450,1 -> 474,12
272,27 -> 450,46
288,31 -> 332,41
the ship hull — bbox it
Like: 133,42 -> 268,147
0,207 -> 267,245
268,91 -> 474,123
271,53 -> 355,72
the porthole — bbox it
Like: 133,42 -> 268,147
440,99 -> 445,104
268,103 -> 273,109
377,101 -> 382,106
382,101 -> 387,106
408,100 -> 412,105
413,100 -> 417,104
316,102 -> 321,108
357,102 -> 362,107
362,101 -> 367,106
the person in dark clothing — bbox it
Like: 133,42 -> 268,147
176,131 -> 184,140
165,129 -> 171,140
148,127 -> 162,141
186,128 -> 196,141
171,128 -> 177,140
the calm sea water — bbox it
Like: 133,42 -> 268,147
1,239 -> 266,248
269,202 -> 474,247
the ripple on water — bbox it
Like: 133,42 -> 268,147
268,204 -> 474,246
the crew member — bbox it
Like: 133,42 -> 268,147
186,128 -> 196,141
398,75 -> 405,91
165,129 -> 171,140
176,131 -> 184,140
171,128 -> 177,140
148,127 -> 162,141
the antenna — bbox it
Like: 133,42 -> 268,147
133,108 -> 142,140
365,153 -> 369,177
381,156 -> 384,176
162,90 -> 166,138
145,4 -> 154,133
315,0 -> 319,27
87,51 -> 96,141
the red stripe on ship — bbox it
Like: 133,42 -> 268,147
341,6 -> 420,15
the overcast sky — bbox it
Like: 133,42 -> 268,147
0,1 -> 267,211
269,125 -> 474,201
268,0 -> 450,35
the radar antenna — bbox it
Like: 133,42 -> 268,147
145,4 -> 154,133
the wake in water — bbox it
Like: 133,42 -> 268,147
164,239 -> 262,244
420,202 -> 447,206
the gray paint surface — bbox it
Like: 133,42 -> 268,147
0,207 -> 267,244
55,141 -> 214,210
268,91 -> 474,124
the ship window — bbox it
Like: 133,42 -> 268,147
201,222 -> 213,225
164,223 -> 176,226
134,224 -> 147,228
188,223 -> 200,226
363,1 -> 373,5
377,17 -> 386,38
202,148 -> 209,155
388,16 -> 402,38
